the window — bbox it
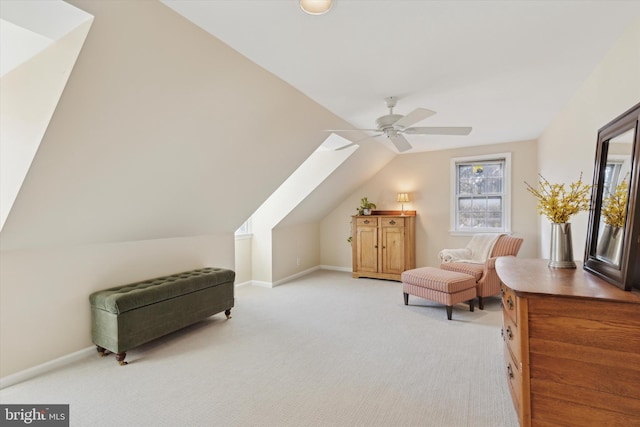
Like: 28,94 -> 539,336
603,158 -> 624,197
451,153 -> 511,234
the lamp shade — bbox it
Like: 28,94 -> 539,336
300,0 -> 332,15
397,193 -> 410,203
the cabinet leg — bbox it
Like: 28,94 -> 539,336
469,299 -> 475,312
96,346 -> 107,357
225,309 -> 232,319
446,306 -> 453,320
478,296 -> 484,310
403,292 -> 409,305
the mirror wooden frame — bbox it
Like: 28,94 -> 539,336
584,102 -> 640,291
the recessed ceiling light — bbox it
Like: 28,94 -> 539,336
300,0 -> 332,15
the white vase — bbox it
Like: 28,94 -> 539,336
549,223 -> 576,268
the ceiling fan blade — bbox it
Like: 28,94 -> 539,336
393,108 -> 436,129
388,133 -> 412,152
336,133 -> 383,147
325,128 -> 380,132
403,126 -> 472,136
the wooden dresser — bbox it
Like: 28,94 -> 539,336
351,211 -> 415,281
496,257 -> 640,426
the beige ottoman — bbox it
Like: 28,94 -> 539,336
402,267 -> 477,320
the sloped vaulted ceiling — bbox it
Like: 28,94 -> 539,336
0,0 -> 93,232
0,0 -> 363,250
161,1 -> 640,154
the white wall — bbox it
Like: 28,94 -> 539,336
319,18 -> 640,271
0,0 -> 347,250
0,19 -> 92,231
234,236 -> 252,285
538,18 -> 640,259
321,140 -> 540,269
249,144 -> 357,284
0,0 -> 354,377
0,233 -> 233,376
3,3 -> 637,381
272,223 -> 321,282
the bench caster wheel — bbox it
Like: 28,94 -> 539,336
116,352 -> 128,366
96,346 -> 112,357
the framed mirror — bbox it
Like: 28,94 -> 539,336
584,102 -> 640,291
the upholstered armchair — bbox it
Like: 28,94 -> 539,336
440,235 -> 523,309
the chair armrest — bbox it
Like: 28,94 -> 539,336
482,255 -> 515,281
478,256 -> 515,297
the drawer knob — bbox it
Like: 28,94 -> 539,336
506,326 -> 513,340
364,220 -> 370,224
507,363 -> 514,379
500,286 -> 506,296
389,220 -> 396,225
506,296 -> 514,310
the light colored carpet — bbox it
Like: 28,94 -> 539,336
0,270 -> 518,426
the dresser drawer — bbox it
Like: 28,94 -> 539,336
504,344 -> 523,415
356,217 -> 378,226
501,284 -> 518,325
502,308 -> 522,364
381,217 -> 404,227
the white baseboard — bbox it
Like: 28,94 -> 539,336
0,346 -> 95,390
272,266 -> 321,287
250,280 -> 274,288
238,266 -> 351,289
1,266 -> 352,389
319,265 -> 352,273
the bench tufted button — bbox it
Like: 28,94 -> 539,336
90,268 -> 236,314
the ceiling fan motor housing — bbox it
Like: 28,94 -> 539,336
376,114 -> 403,130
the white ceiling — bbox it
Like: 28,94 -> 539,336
162,0 -> 640,153
0,0 -> 91,77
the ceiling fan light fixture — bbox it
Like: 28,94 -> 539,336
300,0 -> 332,15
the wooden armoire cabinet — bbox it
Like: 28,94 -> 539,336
351,211 -> 415,281
496,257 -> 640,426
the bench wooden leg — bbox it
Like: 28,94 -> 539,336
446,306 -> 453,320
116,352 -> 128,366
225,309 -> 232,319
403,292 -> 409,305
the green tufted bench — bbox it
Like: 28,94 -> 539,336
89,267 -> 234,365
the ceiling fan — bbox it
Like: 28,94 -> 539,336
329,96 -> 472,152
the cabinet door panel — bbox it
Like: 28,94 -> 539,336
356,226 -> 378,273
381,226 -> 405,274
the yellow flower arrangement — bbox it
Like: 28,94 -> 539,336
601,178 -> 628,228
525,173 -> 591,224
